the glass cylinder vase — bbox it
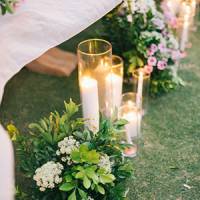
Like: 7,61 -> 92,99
119,104 -> 142,158
132,68 -> 150,115
106,55 -> 124,116
77,39 -> 112,131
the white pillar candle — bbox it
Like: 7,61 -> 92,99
191,0 -> 197,16
122,111 -> 141,143
0,125 -> 14,200
136,70 -> 143,109
79,76 -> 99,132
105,72 -> 123,116
94,59 -> 111,113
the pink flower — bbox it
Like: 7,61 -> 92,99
127,14 -> 133,23
150,44 -> 158,53
157,60 -> 167,70
147,49 -> 154,56
144,65 -> 153,74
158,43 -> 166,53
148,57 -> 157,66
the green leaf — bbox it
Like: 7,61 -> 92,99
97,185 -> 105,195
79,144 -> 89,153
85,167 -> 99,183
64,99 -> 79,117
100,174 -> 115,184
114,119 -> 128,127
65,175 -> 73,182
129,56 -> 137,66
7,124 -> 19,141
40,119 -> 48,131
136,57 -> 144,67
75,172 -> 84,179
86,150 -> 100,164
59,183 -> 75,192
68,190 -> 76,200
29,123 -> 44,133
83,176 -> 91,189
78,189 -> 87,200
71,150 -> 81,163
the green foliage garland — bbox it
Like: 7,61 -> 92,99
8,100 -> 134,200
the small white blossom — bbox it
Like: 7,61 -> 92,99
33,161 -> 63,192
56,136 -> 80,165
61,157 -> 67,162
98,154 -> 112,173
127,14 -> 133,22
56,150 -> 60,156
40,187 -> 45,192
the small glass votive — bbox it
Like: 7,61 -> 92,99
105,55 -> 124,117
132,68 -> 150,115
119,104 -> 142,158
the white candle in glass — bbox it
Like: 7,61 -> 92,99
136,70 -> 143,109
122,110 -> 141,143
191,0 -> 196,16
79,76 -> 99,132
0,125 -> 14,200
94,59 -> 111,113
105,72 -> 123,115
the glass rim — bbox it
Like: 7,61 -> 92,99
112,55 -> 124,68
77,38 -> 112,56
132,68 -> 150,79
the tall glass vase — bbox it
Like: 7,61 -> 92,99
77,39 -> 112,131
178,1 -> 193,51
106,55 -> 124,116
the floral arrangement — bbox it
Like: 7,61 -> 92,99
9,100 -> 134,200
100,0 -> 183,95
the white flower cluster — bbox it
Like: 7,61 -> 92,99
33,161 -> 63,192
98,154 -> 112,173
56,136 -> 80,165
141,31 -> 165,43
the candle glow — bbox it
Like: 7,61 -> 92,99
80,76 -> 99,132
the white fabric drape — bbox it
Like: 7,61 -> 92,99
0,1 -> 121,199
0,0 -> 122,101
0,126 -> 14,200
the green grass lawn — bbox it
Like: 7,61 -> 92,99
0,22 -> 200,200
